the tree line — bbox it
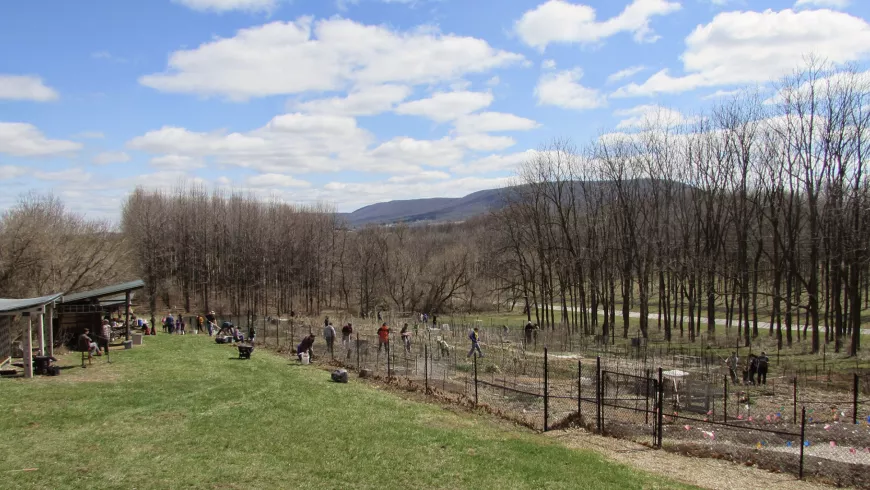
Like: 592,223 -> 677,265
491,62 -> 870,355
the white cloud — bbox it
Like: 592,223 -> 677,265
535,68 -> 606,110
246,173 -> 311,188
172,0 -> 280,13
613,8 -> 870,97
0,165 -> 27,180
486,76 -> 501,87
33,168 -> 92,184
450,150 -> 539,174
0,75 -> 59,102
75,131 -> 105,139
0,122 -> 82,157
93,151 -> 130,165
702,89 -> 742,100
140,18 -> 524,100
614,104 -> 693,129
150,155 -> 206,170
515,0 -> 681,50
542,59 -> 557,70
606,65 -> 646,83
295,84 -> 411,116
794,0 -> 850,9
453,112 -> 540,134
387,171 -> 450,183
395,91 -> 494,122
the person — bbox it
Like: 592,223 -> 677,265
206,311 -> 217,337
177,316 -> 186,335
248,324 -> 256,343
745,354 -> 758,385
377,310 -> 382,322
78,328 -> 101,357
341,323 -> 353,359
467,327 -> 483,358
196,315 -> 204,334
756,352 -> 769,385
725,352 -> 739,384
296,334 -> 316,361
400,323 -> 411,354
219,321 -> 234,338
432,314 -> 437,328
524,321 -> 534,345
231,325 -> 244,343
324,316 -> 330,328
501,324 -> 509,343
323,322 -> 336,358
377,322 -> 390,356
100,319 -> 112,355
165,314 -> 175,334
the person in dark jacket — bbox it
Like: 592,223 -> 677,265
756,352 -> 769,385
297,334 -> 316,361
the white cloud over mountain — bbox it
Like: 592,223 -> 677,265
613,8 -> 870,97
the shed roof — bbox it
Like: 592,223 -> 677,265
61,279 -> 145,304
0,293 -> 63,315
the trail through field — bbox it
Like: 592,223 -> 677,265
549,429 -> 831,490
545,306 -> 870,336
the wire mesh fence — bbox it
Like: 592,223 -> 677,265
175,311 -> 870,484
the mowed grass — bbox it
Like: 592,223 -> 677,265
0,335 -> 692,490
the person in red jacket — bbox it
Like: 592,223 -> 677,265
377,322 -> 390,356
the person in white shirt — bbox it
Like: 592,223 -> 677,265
323,323 -> 336,359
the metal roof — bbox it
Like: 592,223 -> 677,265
0,293 -> 63,315
61,279 -> 145,304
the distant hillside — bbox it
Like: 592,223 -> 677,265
339,179 -> 693,227
340,188 -> 509,227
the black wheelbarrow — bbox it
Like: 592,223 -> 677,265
237,344 -> 254,359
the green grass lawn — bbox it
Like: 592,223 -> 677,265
0,336 -> 692,490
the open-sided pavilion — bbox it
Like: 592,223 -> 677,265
0,293 -> 63,378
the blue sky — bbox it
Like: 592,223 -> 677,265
1,0 -> 869,218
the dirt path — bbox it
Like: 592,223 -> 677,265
547,429 -> 837,490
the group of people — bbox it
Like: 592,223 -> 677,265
77,318 -> 115,357
725,351 -> 770,385
294,317 -> 484,363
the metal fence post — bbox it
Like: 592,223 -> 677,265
657,367 -> 664,448
356,332 -> 360,371
800,406 -> 806,480
723,376 -> 728,424
793,377 -> 798,423
645,368 -> 650,425
853,373 -> 859,425
596,356 -> 602,434
424,344 -> 429,394
473,352 -> 478,407
577,360 -> 582,423
544,347 -> 549,432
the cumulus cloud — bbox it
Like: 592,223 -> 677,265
294,84 -> 412,116
453,112 -> 540,134
140,18 -> 524,100
0,75 -> 59,102
127,109 -> 527,177
535,69 -> 606,110
394,91 -> 494,122
794,0 -> 850,9
150,155 -> 206,170
613,8 -> 870,97
613,104 -> 694,129
246,173 -> 311,188
93,151 -> 131,165
607,65 -> 646,83
0,165 -> 27,180
515,0 -> 681,50
172,0 -> 281,13
0,122 -> 82,157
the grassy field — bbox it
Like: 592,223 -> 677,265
0,335 -> 692,490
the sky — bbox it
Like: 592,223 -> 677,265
1,0 -> 870,220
